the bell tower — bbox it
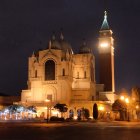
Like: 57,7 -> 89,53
98,11 -> 115,92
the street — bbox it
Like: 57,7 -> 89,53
0,121 -> 140,140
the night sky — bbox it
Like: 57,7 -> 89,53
0,0 -> 140,95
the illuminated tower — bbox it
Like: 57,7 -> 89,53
98,11 -> 115,92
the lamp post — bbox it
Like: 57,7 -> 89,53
136,105 -> 139,120
45,99 -> 50,123
98,105 -> 104,120
125,98 -> 130,122
120,96 -> 130,121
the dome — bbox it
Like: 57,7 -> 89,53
60,40 -> 73,54
79,41 -> 92,54
49,34 -> 62,50
51,40 -> 61,50
59,32 -> 73,53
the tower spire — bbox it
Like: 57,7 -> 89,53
49,40 -> 52,50
101,11 -> 109,30
99,11 -> 115,92
60,32 -> 64,40
32,51 -> 35,57
60,28 -> 64,40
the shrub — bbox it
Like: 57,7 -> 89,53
50,116 -> 65,122
93,103 -> 98,120
50,116 -> 59,121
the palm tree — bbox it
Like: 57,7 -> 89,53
54,103 -> 68,118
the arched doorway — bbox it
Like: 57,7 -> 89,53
45,60 -> 55,80
83,108 -> 90,119
69,109 -> 74,119
77,109 -> 82,120
44,87 -> 56,102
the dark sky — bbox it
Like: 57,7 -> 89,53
0,0 -> 139,95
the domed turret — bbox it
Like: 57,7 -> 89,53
50,34 -> 61,50
79,40 -> 92,54
59,32 -> 73,54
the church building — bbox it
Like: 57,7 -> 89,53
21,12 -> 117,119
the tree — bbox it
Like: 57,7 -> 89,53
131,87 -> 140,119
84,108 -> 90,119
131,87 -> 140,102
27,106 -> 37,113
112,99 -> 127,120
54,103 -> 68,117
93,103 -> 98,120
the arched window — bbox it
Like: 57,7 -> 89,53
62,68 -> 65,76
45,60 -> 55,80
35,70 -> 37,78
84,71 -> 86,78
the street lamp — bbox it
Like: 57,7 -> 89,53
124,98 -> 130,121
120,96 -> 130,121
98,106 -> 104,111
98,105 -> 105,120
45,99 -> 50,123
125,98 -> 129,104
120,96 -> 124,101
136,105 -> 139,120
136,105 -> 139,109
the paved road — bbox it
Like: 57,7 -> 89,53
0,121 -> 140,140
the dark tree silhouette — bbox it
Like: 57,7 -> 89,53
112,99 -> 127,120
83,108 -> 90,119
54,103 -> 68,117
93,103 -> 98,120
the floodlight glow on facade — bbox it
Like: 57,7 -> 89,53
100,42 -> 109,48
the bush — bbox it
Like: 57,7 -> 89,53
50,116 -> 65,122
65,118 -> 73,122
77,117 -> 81,121
50,116 -> 59,121
58,117 -> 65,121
84,109 -> 90,119
93,103 -> 98,120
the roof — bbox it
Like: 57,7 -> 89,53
101,11 -> 110,30
79,41 -> 92,54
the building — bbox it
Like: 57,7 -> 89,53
99,11 -> 115,92
21,12 -> 117,119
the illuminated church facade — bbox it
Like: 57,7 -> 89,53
21,12 -> 117,118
